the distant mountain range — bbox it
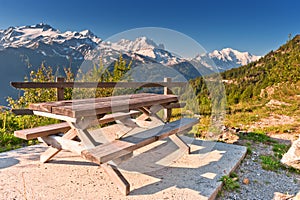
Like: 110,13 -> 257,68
0,23 -> 260,104
195,48 -> 260,71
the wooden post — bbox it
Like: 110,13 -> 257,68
56,77 -> 65,101
164,77 -> 173,122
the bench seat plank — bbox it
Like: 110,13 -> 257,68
82,118 -> 198,164
14,122 -> 70,140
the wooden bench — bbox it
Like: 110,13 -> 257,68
81,118 -> 198,195
82,118 -> 198,164
14,122 -> 71,140
14,110 -> 141,140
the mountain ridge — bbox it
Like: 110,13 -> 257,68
0,23 -> 260,69
0,23 -> 261,104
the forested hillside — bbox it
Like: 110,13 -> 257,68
222,35 -> 300,104
190,35 -> 300,109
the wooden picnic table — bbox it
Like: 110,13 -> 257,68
15,93 -> 198,195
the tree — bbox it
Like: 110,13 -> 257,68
74,54 -> 132,98
288,33 -> 292,42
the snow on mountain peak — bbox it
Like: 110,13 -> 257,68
197,47 -> 261,71
80,30 -> 94,37
111,36 -> 164,52
0,23 -> 102,49
133,36 -> 160,49
28,23 -> 56,31
104,36 -> 181,65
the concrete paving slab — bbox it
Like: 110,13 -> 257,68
0,137 -> 246,200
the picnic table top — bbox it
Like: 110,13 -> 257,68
29,93 -> 178,118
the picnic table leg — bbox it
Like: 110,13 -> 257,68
136,105 -> 165,128
137,105 -> 163,121
40,129 -> 77,163
102,163 -> 130,195
169,133 -> 190,154
67,116 -> 100,149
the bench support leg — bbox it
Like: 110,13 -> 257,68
102,163 -> 130,195
67,117 -> 100,149
40,147 -> 61,163
163,107 -> 172,122
40,129 -> 77,163
136,105 -> 165,128
169,134 -> 190,154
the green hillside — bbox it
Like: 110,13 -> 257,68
189,35 -> 300,136
222,35 -> 300,104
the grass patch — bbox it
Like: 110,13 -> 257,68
0,128 -> 38,153
219,172 -> 240,191
225,100 -> 270,127
245,142 -> 253,155
239,132 -> 300,174
287,166 -> 300,174
239,132 -> 277,144
260,152 -> 300,174
224,112 -> 261,128
0,110 -> 59,153
0,130 -> 22,146
272,103 -> 300,116
260,155 -> 282,172
273,143 -> 290,159
0,144 -> 22,153
257,124 -> 296,134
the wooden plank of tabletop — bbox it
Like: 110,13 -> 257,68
29,93 -> 158,113
51,94 -> 177,118
75,95 -> 178,117
52,94 -> 178,118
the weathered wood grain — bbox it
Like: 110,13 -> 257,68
14,122 -> 70,140
52,94 -> 178,118
40,129 -> 77,163
29,93 -> 157,113
101,163 -> 130,195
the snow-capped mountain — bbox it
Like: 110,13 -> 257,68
0,23 -> 260,104
1,23 -> 101,47
0,23 -> 101,61
0,23 -> 260,72
93,36 -> 183,66
111,36 -> 164,52
195,48 -> 261,71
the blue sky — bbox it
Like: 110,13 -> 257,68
0,0 -> 299,55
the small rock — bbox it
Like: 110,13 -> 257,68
272,192 -> 294,200
242,178 -> 250,185
293,191 -> 300,200
266,99 -> 291,107
281,136 -> 300,169
232,177 -> 238,181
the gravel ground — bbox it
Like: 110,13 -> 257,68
217,141 -> 300,200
